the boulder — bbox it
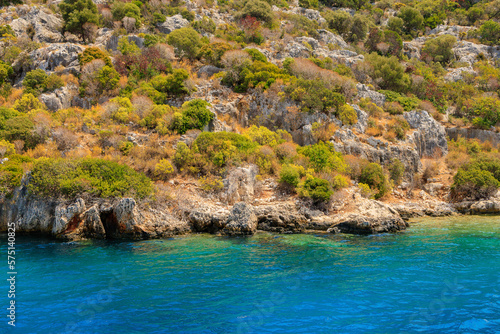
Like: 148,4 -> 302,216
317,29 -> 348,49
328,196 -> 408,234
221,202 -> 258,235
404,110 -> 448,158
254,203 -> 306,233
39,85 -> 77,111
156,15 -> 189,34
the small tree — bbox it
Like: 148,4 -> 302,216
479,20 -> 500,46
59,0 -> 100,43
422,35 -> 456,64
398,7 -> 424,37
167,27 -> 202,60
360,162 -> 389,199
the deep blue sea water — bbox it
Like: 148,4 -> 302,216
1,216 -> 499,334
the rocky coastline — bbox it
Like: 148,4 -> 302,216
2,174 -> 499,241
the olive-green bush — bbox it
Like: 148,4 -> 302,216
29,158 -> 153,199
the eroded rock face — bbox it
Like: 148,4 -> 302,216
356,84 -> 386,107
28,43 -> 85,75
0,177 -> 189,240
156,15 -> 189,34
404,110 -> 448,158
39,85 -> 77,111
222,165 -> 259,204
221,202 -> 258,235
332,129 -> 422,174
9,7 -> 64,43
255,203 -> 306,233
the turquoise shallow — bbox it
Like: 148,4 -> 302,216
1,216 -> 500,334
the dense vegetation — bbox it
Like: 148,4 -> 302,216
1,0 -> 500,205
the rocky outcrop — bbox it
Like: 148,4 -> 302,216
446,127 -> 500,146
39,84 -> 78,111
156,15 -> 189,34
427,25 -> 473,38
220,202 -> 258,235
356,84 -> 386,106
332,128 -> 422,174
328,196 -> 408,234
222,165 -> 259,204
454,199 -> 500,214
9,7 -> 64,43
28,43 -> 85,75
0,177 -> 190,240
392,201 -> 457,220
317,29 -> 348,49
255,203 -> 306,233
453,40 -> 500,65
444,66 -> 476,82
404,110 -> 448,158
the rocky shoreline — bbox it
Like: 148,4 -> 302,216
2,176 -> 499,241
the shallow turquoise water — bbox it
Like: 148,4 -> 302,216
1,216 -> 500,333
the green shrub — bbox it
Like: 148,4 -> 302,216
0,61 -> 13,86
467,96 -> 500,129
360,162 -> 389,199
366,53 -> 410,93
97,65 -> 120,92
78,47 -> 112,67
451,167 -> 499,201
59,0 -> 100,43
324,10 -> 353,39
138,69 -> 191,103
398,7 -> 424,37
139,105 -> 175,129
192,16 -> 216,34
173,142 -> 194,171
193,131 -> 258,168
338,104 -> 358,126
112,1 -> 142,27
298,175 -> 333,203
479,20 -> 500,46
279,164 -> 302,188
387,17 -> 404,35
286,78 -> 345,113
422,35 -> 456,64
23,69 -> 48,95
245,125 -> 286,147
172,99 -> 213,134
0,155 -> 32,195
389,159 -> 405,185
298,141 -> 346,173
23,70 -> 64,95
118,37 -> 141,55
237,0 -> 274,24
199,42 -> 232,67
381,90 -> 420,112
28,158 -> 153,199
13,93 -> 45,113
167,27 -> 202,60
154,159 -> 175,180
